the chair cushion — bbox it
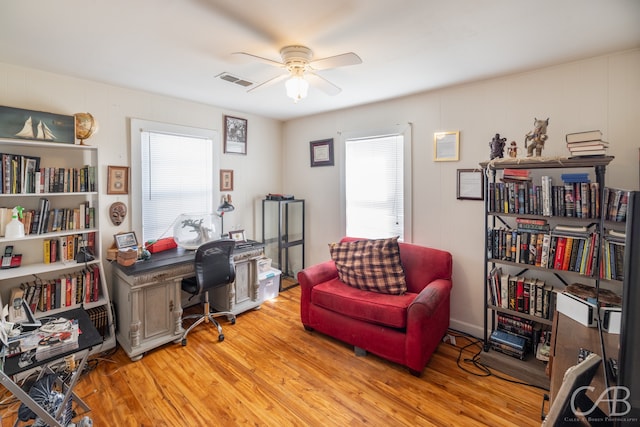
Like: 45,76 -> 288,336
311,278 -> 416,328
329,237 -> 407,295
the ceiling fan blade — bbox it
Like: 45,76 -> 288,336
247,73 -> 288,92
306,72 -> 341,96
310,52 -> 362,70
232,51 -> 284,68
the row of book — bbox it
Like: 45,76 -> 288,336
489,179 -> 601,219
487,267 -> 557,320
18,264 -> 102,314
0,199 -> 95,237
602,231 -> 625,281
488,224 -> 601,274
43,232 -> 95,264
603,187 -> 630,222
565,130 -> 609,157
2,153 -> 96,194
86,305 -> 110,339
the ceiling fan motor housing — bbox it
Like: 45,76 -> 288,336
280,45 -> 312,73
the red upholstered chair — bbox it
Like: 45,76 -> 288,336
298,237 -> 453,376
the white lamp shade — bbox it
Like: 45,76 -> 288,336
285,76 -> 309,102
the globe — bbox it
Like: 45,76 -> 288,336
74,112 -> 99,144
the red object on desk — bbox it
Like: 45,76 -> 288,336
147,238 -> 178,253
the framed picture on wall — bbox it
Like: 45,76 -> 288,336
107,165 -> 129,195
220,169 -> 234,191
310,138 -> 334,167
224,115 -> 247,154
434,131 -> 460,162
456,169 -> 484,200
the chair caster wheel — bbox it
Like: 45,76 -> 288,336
230,318 -> 236,325
182,338 -> 187,346
218,334 -> 225,342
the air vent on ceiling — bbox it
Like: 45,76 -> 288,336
217,72 -> 254,88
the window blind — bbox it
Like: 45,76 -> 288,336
345,134 -> 404,240
141,131 -> 214,242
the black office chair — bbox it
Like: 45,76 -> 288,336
180,239 -> 237,346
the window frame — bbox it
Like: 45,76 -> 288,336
339,124 -> 412,242
130,119 -> 220,244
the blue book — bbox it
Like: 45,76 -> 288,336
490,329 -> 526,351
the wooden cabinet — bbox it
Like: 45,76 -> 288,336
210,244 -> 265,314
0,138 -> 115,356
113,257 -> 190,361
479,156 -> 615,389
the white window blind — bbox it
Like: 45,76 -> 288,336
345,134 -> 404,240
140,131 -> 214,242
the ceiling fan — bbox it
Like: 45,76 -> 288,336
233,45 -> 362,102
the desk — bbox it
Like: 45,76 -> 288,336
112,242 -> 264,361
1,308 -> 102,427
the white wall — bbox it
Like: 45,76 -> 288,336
0,62 -> 283,288
282,49 -> 640,337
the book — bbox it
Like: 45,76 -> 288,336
568,143 -> 608,152
566,140 -> 609,148
566,130 -> 603,143
570,149 -> 607,157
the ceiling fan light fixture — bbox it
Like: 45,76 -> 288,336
285,74 -> 309,103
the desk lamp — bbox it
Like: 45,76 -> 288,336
217,194 -> 235,238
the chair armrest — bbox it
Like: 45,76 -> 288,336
298,260 -> 338,326
407,279 -> 452,321
297,260 -> 338,290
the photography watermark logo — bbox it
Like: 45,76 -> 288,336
565,385 -> 638,424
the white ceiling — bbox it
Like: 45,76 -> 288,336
1,0 -> 639,121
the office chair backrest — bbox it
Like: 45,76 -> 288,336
194,239 -> 236,293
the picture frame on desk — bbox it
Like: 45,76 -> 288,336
107,165 -> 129,195
229,229 -> 246,242
114,231 -> 138,249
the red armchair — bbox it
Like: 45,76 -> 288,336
299,237 -> 453,376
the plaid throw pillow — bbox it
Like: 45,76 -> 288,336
329,237 -> 407,295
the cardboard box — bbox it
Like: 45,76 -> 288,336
556,291 -> 598,327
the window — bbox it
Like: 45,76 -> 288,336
344,130 -> 410,240
130,119 -> 220,244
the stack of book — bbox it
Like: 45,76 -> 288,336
565,130 -> 609,157
490,329 -> 527,360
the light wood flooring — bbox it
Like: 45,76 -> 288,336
1,282 -> 548,426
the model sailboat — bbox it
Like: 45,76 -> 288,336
14,116 -> 57,140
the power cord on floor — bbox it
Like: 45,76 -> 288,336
445,328 -> 550,392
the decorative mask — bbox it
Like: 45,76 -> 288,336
109,202 -> 127,226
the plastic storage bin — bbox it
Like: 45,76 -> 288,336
257,257 -> 272,274
259,268 -> 281,301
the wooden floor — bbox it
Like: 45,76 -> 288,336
1,283 -> 548,426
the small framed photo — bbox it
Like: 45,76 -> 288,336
229,229 -> 246,242
220,169 -> 234,191
107,165 -> 129,195
434,131 -> 460,162
224,115 -> 247,155
114,231 -> 138,249
457,169 -> 484,200
310,138 -> 334,167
